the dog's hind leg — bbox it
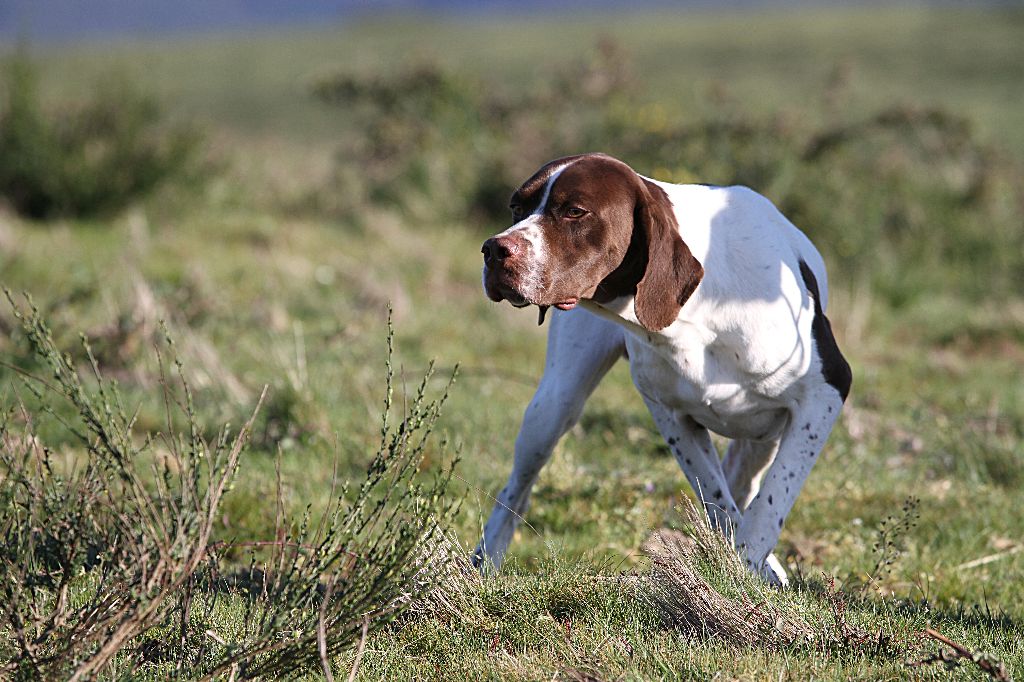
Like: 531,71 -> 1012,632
473,307 -> 624,572
723,437 -> 786,582
723,438 -> 780,513
735,383 -> 845,586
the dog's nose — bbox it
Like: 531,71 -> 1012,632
481,234 -> 525,266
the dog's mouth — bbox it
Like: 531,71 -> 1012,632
483,267 -> 579,313
508,293 -> 530,308
487,281 -> 529,307
492,285 -> 577,312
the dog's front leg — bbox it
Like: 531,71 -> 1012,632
473,309 -> 623,572
643,401 -> 744,535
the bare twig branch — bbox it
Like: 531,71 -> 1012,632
910,628 -> 1012,682
347,617 -> 370,682
319,580 -> 337,682
956,545 -> 1023,571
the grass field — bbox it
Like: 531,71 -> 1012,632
2,6 -> 1023,680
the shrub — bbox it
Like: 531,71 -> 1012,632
0,50 -> 203,220
312,40 -> 635,224
0,296 -> 459,680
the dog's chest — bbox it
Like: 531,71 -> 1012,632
625,329 -> 792,441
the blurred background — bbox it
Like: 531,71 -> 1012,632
1,0 -> 1022,616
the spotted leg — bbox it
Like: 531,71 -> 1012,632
734,383 -> 845,585
473,308 -> 624,572
723,438 -> 780,513
723,437 -> 789,584
642,402 -> 743,536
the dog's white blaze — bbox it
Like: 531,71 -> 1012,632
533,163 -> 570,216
491,161 -> 575,300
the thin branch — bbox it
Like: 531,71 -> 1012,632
911,628 -> 1012,682
204,630 -> 228,646
318,580 -> 336,682
0,358 -> 63,395
955,545 -> 1022,571
347,617 -> 370,682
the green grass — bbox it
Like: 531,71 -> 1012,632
2,6 -> 1023,680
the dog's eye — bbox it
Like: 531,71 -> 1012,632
564,207 -> 588,219
510,205 -> 524,220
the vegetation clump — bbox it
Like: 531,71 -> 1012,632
0,52 -> 203,220
0,298 -> 459,680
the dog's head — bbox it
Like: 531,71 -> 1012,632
481,153 -> 703,331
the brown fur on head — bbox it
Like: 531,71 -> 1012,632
481,153 -> 703,331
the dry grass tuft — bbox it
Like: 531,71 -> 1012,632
406,529 -> 482,622
643,501 -> 817,648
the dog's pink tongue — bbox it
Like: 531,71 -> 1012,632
554,298 -> 578,311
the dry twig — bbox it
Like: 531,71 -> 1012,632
909,628 -> 1012,681
347,617 -> 370,682
956,546 -> 1023,571
319,580 -> 337,682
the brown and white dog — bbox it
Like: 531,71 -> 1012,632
476,153 -> 851,585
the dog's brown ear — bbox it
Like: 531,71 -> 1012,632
633,180 -> 703,331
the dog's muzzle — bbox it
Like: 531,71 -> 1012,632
482,233 -> 532,306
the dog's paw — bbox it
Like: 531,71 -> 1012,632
745,553 -> 790,588
471,545 -> 498,576
764,553 -> 790,587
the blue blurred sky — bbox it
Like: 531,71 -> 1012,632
0,0 -> 970,45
